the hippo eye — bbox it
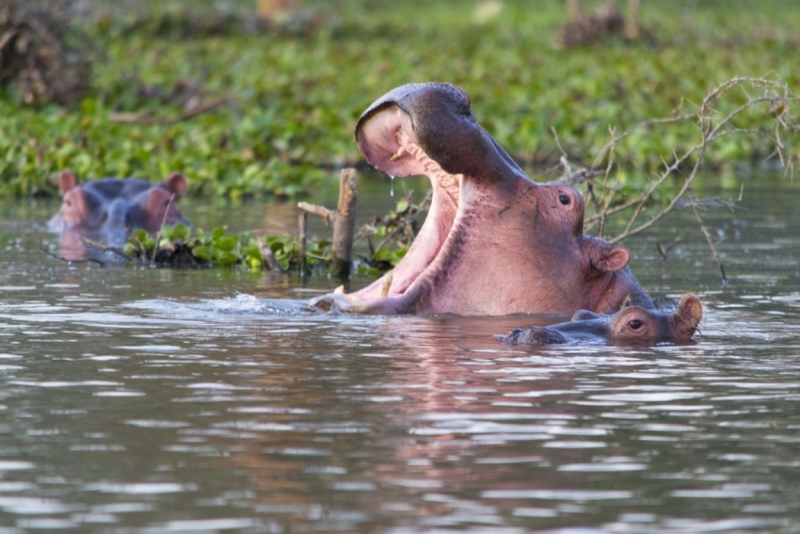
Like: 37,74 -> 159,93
559,193 -> 571,206
628,319 -> 643,330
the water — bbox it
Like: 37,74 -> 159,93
1,171 -> 799,533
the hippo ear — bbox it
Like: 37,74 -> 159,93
59,170 -> 79,195
594,246 -> 630,273
162,172 -> 188,199
678,294 -> 703,329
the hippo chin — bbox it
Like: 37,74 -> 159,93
309,82 -> 651,316
49,170 -> 189,247
498,294 -> 704,346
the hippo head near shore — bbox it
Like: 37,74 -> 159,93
499,294 -> 704,346
49,170 -> 189,244
309,82 -> 652,316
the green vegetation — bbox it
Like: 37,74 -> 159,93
122,196 -> 420,273
1,0 -> 799,202
123,224 -> 331,271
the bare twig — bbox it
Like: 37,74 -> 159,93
79,237 -> 131,260
256,237 -> 287,274
297,168 -> 359,278
654,236 -> 681,280
354,191 -> 431,251
41,246 -> 105,266
593,78 -> 795,235
688,191 -> 728,284
297,202 -> 333,222
371,210 -> 426,252
0,29 -> 17,51
331,168 -> 358,278
149,194 -> 176,265
655,236 -> 681,262
298,212 -> 307,274
554,77 -> 798,282
108,97 -> 227,125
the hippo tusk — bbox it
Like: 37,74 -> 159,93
389,145 -> 407,161
380,271 -> 394,298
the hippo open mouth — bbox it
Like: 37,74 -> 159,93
309,83 -> 644,316
356,111 -> 459,299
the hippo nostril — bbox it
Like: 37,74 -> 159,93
452,85 -> 470,105
559,193 -> 571,206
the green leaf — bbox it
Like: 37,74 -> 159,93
132,228 -> 148,242
244,243 -> 261,260
172,223 -> 191,241
192,246 -> 211,261
372,246 -> 396,262
217,251 -> 239,266
215,236 -> 238,252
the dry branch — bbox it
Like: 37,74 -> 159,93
298,168 -> 359,278
41,246 -> 105,266
80,236 -> 131,260
688,191 -> 727,284
331,168 -> 358,277
108,97 -> 228,125
559,76 -> 798,282
297,202 -> 333,221
297,212 -> 307,274
256,237 -> 287,274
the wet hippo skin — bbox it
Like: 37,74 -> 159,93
499,294 -> 703,346
49,169 -> 189,245
310,82 -> 652,316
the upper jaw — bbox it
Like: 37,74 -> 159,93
355,82 -> 531,190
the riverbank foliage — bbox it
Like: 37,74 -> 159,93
122,195 -> 420,274
1,0 -> 799,202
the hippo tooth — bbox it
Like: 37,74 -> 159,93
396,128 -> 460,205
389,145 -> 407,161
380,271 -> 394,298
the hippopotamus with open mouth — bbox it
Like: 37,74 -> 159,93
310,82 -> 652,316
498,294 -> 703,346
49,169 -> 189,246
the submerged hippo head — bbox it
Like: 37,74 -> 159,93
310,83 -> 650,316
50,170 -> 189,243
499,294 -> 704,346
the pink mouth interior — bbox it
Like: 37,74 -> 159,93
356,120 -> 463,300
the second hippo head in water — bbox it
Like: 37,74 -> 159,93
499,294 -> 704,346
49,169 -> 189,245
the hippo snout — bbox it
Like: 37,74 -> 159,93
498,327 -> 570,346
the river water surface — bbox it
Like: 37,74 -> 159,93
1,171 -> 799,533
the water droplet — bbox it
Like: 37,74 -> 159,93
389,175 -> 395,197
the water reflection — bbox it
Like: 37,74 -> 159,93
0,174 -> 799,532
